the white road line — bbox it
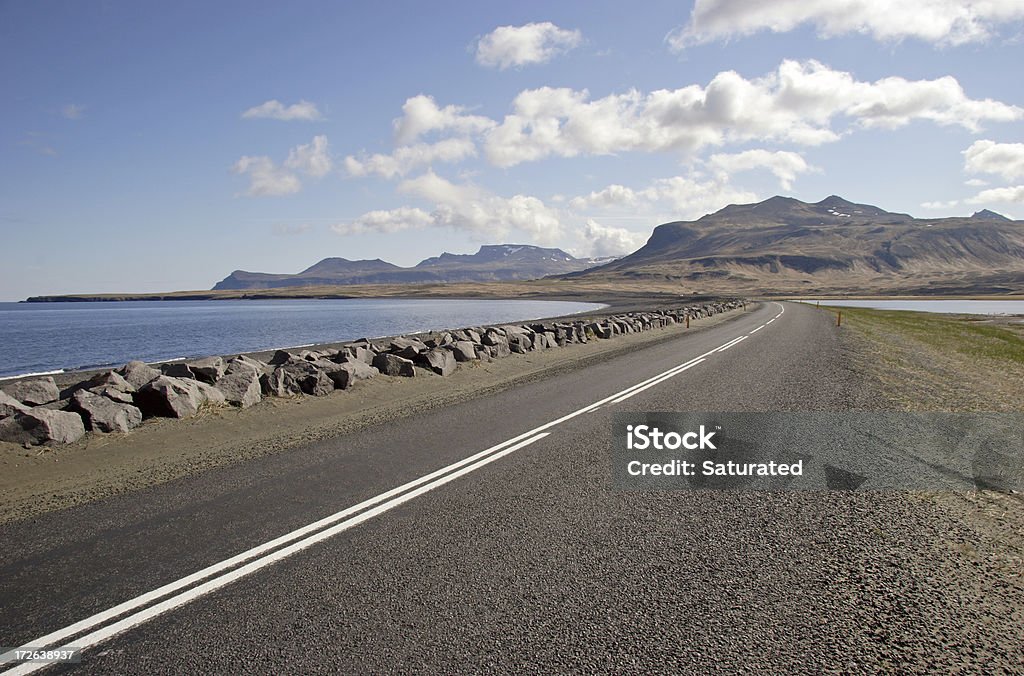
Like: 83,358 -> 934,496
1,432 -> 550,676
2,303 -> 787,673
749,325 -> 764,334
609,359 -> 705,403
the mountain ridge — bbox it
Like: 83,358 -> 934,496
571,195 -> 1023,295
213,244 -> 615,290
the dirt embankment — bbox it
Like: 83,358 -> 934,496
0,307 -> 751,525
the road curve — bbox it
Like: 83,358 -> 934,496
1,301 -> 1020,673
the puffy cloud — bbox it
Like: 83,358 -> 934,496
231,156 -> 302,196
344,138 -> 477,179
241,99 -> 322,121
669,0 -> 1024,49
963,139 -> 1024,181
62,104 -> 85,120
284,135 -> 332,178
966,185 -> 1024,204
331,207 -> 434,236
475,22 -> 582,69
335,172 -> 563,244
965,178 -> 989,187
707,149 -> 815,189
232,135 -> 331,196
569,185 -> 640,210
392,95 -> 495,145
580,220 -> 648,257
568,174 -> 757,220
483,60 -> 1021,167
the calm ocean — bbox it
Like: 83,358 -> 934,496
0,298 -> 605,379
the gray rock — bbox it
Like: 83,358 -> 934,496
0,390 -> 30,419
336,357 -> 378,381
160,362 -> 196,379
261,362 -> 334,397
450,341 -> 478,362
135,375 -> 223,419
71,389 -> 142,433
89,386 -> 136,404
84,371 -> 134,393
310,360 -> 354,390
390,337 -> 428,354
347,346 -> 375,365
215,369 -> 263,408
481,329 -> 506,346
372,353 -> 416,377
421,349 -> 457,376
490,340 -> 512,358
2,377 -> 60,406
117,361 -> 161,390
268,350 -> 296,366
508,333 -> 533,353
187,356 -> 226,384
225,355 -> 268,376
0,408 -> 86,445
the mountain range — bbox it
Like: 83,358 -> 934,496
213,245 -> 617,290
213,196 -> 1023,295
570,196 -> 1024,295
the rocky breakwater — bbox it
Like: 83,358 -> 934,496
0,300 -> 743,446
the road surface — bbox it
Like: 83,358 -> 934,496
1,301 -> 1020,673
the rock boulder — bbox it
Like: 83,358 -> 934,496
71,389 -> 142,433
215,369 -> 263,408
372,353 -> 416,377
0,408 -> 86,445
117,361 -> 161,390
2,377 -> 60,406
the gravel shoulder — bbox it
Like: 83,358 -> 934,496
828,304 -> 1024,629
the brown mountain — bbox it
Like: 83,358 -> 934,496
570,196 -> 1024,295
213,245 -> 615,290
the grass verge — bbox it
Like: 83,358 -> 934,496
824,306 -> 1024,412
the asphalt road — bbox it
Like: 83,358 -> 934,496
1,301 -> 1020,673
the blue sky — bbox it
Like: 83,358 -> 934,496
2,0 -> 1023,300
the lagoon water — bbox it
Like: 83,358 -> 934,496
797,299 -> 1024,315
0,298 -> 605,380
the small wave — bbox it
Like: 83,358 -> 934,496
0,369 -> 66,381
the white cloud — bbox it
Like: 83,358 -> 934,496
569,174 -> 757,220
62,104 -> 85,120
241,99 -> 322,121
231,156 -> 302,196
483,60 -> 1021,167
669,0 -> 1024,49
965,178 -> 989,187
475,22 -> 582,69
344,138 -> 477,179
967,185 -> 1024,203
707,149 -> 815,189
331,207 -> 434,236
569,185 -> 640,210
921,200 -> 960,209
963,139 -> 1024,181
284,135 -> 332,177
335,172 -> 563,244
392,95 -> 495,145
233,136 -> 331,196
581,219 -> 647,257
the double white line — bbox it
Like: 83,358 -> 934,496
1,303 -> 783,674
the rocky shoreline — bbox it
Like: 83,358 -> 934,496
0,301 -> 742,447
